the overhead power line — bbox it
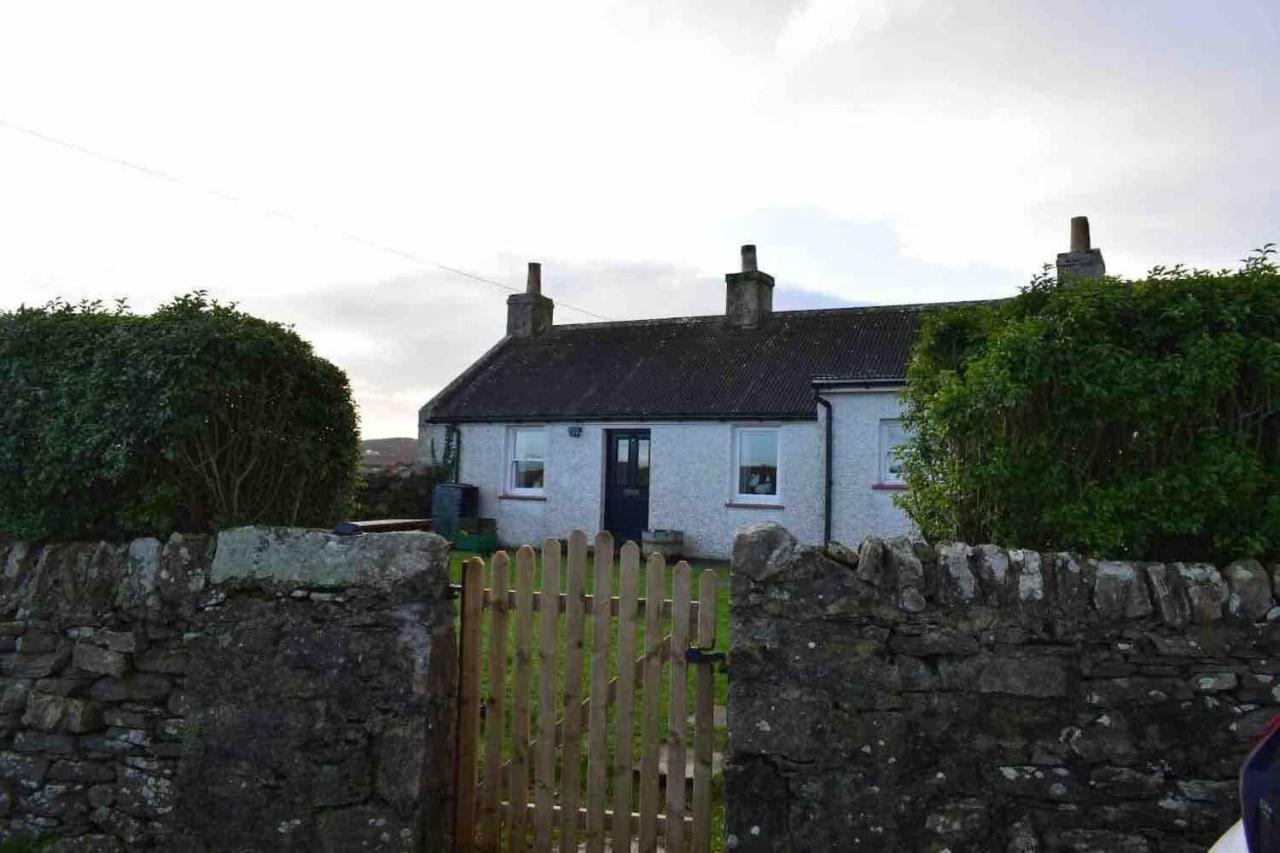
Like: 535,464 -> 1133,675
0,117 -> 612,321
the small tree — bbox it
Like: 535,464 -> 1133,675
0,293 -> 360,540
898,246 -> 1280,562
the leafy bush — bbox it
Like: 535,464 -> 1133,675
898,247 -> 1280,562
0,293 -> 360,540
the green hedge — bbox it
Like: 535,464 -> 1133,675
0,293 -> 359,541
898,246 -> 1280,562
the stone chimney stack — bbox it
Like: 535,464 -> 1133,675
725,244 -> 775,329
506,261 -> 555,337
1056,216 -> 1106,282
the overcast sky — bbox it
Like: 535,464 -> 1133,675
2,1 -> 1277,438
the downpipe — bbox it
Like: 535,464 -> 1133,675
815,393 -> 833,546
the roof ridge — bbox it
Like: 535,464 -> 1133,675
548,298 -> 998,331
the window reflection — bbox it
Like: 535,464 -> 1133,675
637,439 -> 650,487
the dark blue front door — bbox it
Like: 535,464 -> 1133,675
604,430 -> 650,547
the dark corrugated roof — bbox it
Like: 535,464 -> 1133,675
424,303 -> 963,422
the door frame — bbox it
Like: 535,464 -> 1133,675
603,428 -> 651,544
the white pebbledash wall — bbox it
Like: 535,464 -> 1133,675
825,388 -> 916,548
441,388 -> 913,560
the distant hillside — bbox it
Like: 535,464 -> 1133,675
360,437 -> 419,467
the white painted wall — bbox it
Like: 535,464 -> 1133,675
645,421 -> 825,558
442,397 -> 913,559
825,389 -> 916,546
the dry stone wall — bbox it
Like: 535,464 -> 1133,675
0,527 -> 456,852
726,523 -> 1280,852
354,464 -> 439,520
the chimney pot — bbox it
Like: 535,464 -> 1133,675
527,262 -> 542,295
1057,216 -> 1105,282
1070,216 -> 1091,252
741,244 -> 758,272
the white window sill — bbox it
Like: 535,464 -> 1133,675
871,482 -> 908,491
726,500 -> 785,510
500,493 -> 547,502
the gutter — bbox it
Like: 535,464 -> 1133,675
423,413 -> 820,425
809,377 -> 904,392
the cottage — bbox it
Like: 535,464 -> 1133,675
419,221 -> 1104,558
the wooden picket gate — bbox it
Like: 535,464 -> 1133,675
453,530 -> 719,852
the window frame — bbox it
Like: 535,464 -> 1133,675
731,426 -> 782,505
878,418 -> 908,486
506,425 -> 548,497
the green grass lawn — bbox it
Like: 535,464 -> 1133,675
449,546 -> 730,851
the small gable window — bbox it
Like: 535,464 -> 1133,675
733,427 -> 779,503
508,426 -> 547,494
879,419 -> 908,485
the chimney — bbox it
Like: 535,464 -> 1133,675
506,261 -> 555,337
725,244 -> 775,329
1055,216 -> 1106,282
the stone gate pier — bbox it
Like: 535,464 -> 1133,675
0,527 -> 457,852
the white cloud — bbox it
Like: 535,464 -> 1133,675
775,0 -> 904,60
1,0 -> 1276,436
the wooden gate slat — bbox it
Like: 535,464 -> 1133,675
665,560 -> 692,853
479,551 -> 509,851
533,538 -> 561,851
455,556 -> 485,851
611,541 -> 640,852
585,531 -> 615,852
508,546 -> 536,852
637,552 -> 666,853
559,530 -> 590,850
691,569 -> 718,853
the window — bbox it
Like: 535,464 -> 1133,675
733,427 -> 779,503
508,427 -> 547,494
879,419 -> 908,485
614,436 -> 630,485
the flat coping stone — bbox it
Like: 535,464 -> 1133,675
210,526 -> 449,589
